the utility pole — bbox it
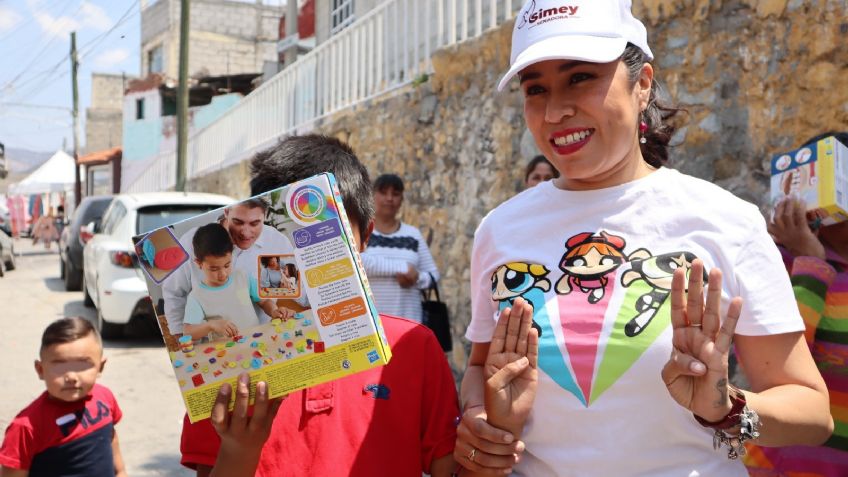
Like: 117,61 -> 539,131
284,0 -> 298,67
175,0 -> 190,192
71,31 -> 82,206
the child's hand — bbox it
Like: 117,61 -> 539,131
210,320 -> 239,337
210,374 -> 285,475
272,307 -> 294,320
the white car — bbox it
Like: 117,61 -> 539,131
83,192 -> 234,338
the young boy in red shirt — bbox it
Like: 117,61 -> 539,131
180,134 -> 460,477
0,317 -> 127,477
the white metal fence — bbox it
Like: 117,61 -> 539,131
125,0 -> 523,193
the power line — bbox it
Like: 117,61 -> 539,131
0,0 -> 81,87
3,0 -> 141,101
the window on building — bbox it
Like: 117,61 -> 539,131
148,45 -> 163,74
331,0 -> 354,35
136,98 -> 145,120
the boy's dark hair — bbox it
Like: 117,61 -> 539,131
802,131 -> 848,148
193,222 -> 234,262
524,155 -> 560,182
41,317 -> 100,353
374,173 -> 404,193
249,134 -> 374,237
259,255 -> 277,267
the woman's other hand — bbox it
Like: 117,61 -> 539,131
661,260 -> 743,422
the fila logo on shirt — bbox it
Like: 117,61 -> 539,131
518,0 -> 580,29
55,400 -> 111,437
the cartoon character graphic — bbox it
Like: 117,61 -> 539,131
491,262 -> 584,404
491,262 -> 551,337
555,232 -> 627,304
620,250 -> 703,337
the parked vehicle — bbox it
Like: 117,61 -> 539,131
83,192 -> 234,338
0,229 -> 15,277
0,203 -> 11,236
59,195 -> 113,291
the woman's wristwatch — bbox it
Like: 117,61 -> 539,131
693,385 -> 761,459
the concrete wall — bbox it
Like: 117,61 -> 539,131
85,74 -> 127,154
140,0 -> 282,78
186,0 -> 848,374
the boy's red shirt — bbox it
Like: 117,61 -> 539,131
181,315 -> 459,476
0,383 -> 122,475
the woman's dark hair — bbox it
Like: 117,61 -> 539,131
620,43 -> 684,168
374,173 -> 405,193
192,222 -> 233,262
524,155 -> 560,182
41,317 -> 99,354
801,131 -> 848,148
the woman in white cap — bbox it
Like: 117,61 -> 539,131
456,0 -> 833,475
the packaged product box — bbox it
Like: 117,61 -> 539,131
770,135 -> 848,226
133,173 -> 391,422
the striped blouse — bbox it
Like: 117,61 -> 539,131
745,246 -> 848,476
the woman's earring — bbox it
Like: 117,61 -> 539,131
639,121 -> 648,144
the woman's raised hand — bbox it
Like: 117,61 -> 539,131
484,297 -> 539,437
661,259 -> 743,422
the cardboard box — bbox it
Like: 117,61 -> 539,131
134,173 -> 391,422
770,136 -> 848,226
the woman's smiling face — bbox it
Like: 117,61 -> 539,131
520,58 -> 653,190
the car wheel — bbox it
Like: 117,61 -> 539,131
64,260 -> 82,291
82,275 -> 94,307
97,307 -> 124,340
5,244 -> 15,271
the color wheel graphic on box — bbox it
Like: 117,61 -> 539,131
287,181 -> 338,226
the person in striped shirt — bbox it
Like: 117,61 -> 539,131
745,131 -> 848,476
360,174 -> 440,323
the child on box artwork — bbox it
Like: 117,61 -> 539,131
0,317 -> 127,477
183,222 -> 295,341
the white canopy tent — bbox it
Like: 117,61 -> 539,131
8,150 -> 82,195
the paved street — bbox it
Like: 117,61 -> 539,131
0,239 -> 192,476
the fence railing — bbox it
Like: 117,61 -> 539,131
125,0 -> 523,193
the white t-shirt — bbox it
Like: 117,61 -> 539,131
163,223 -> 294,333
184,270 -> 262,332
466,167 -> 804,477
360,222 -> 440,322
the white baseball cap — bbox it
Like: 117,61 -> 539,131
497,0 -> 654,91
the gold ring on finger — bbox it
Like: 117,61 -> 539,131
688,323 -> 702,328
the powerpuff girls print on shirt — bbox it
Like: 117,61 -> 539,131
490,231 -> 703,406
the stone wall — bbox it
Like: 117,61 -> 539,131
187,0 -> 848,375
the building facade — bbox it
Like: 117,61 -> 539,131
140,0 -> 282,79
84,73 -> 127,155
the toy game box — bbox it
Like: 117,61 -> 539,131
133,173 -> 391,422
770,135 -> 848,226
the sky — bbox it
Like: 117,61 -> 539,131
0,0 -> 142,153
0,0 -> 287,155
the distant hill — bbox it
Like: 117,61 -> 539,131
5,147 -> 53,173
0,147 -> 55,194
